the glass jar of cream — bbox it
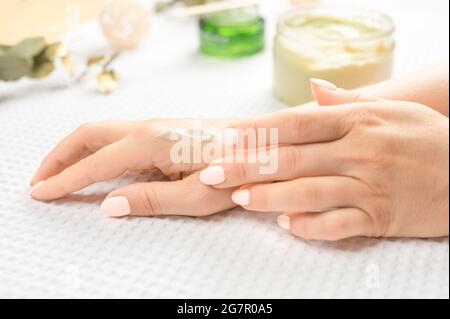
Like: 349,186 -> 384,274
273,5 -> 395,106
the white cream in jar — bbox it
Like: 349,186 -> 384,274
273,6 -> 395,106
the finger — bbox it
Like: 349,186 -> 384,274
30,135 -> 149,201
231,176 -> 367,212
277,208 -> 373,241
199,142 -> 342,188
229,103 -> 359,146
31,121 -> 140,186
310,78 -> 382,106
100,172 -> 236,217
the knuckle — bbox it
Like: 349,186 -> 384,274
78,157 -> 96,182
141,187 -> 162,216
349,91 -> 365,103
302,185 -> 322,208
297,220 -> 314,240
369,206 -> 393,237
234,163 -> 249,183
348,105 -> 383,128
132,122 -> 157,140
289,110 -> 311,138
281,147 -> 301,171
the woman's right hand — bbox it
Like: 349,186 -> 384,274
30,119 -> 238,217
200,80 -> 449,240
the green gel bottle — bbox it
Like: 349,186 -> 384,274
199,6 -> 265,58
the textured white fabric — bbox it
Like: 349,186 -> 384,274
0,0 -> 448,298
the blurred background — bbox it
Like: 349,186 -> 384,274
1,0 -> 448,111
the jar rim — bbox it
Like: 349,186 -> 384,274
278,4 -> 395,43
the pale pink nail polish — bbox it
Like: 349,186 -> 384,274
277,215 -> 291,230
29,181 -> 45,197
310,78 -> 337,91
101,196 -> 131,218
232,189 -> 250,206
199,166 -> 225,185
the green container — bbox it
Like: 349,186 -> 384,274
199,7 -> 265,58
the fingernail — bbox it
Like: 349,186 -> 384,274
277,215 -> 291,230
101,196 -> 131,218
29,181 -> 45,197
231,189 -> 250,206
310,78 -> 337,91
222,128 -> 239,146
199,166 -> 225,185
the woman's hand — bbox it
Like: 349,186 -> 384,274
199,80 -> 449,241
30,119 -> 238,217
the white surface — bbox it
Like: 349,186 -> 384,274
0,0 -> 448,298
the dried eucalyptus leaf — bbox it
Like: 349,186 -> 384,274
0,45 -> 10,55
33,49 -> 52,66
10,37 -> 46,58
27,48 -> 55,79
29,61 -> 55,78
0,54 -> 32,81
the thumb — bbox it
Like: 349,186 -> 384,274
310,78 -> 382,106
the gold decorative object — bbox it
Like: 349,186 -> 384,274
79,51 -> 120,94
99,0 -> 150,50
0,37 -> 120,94
97,69 -> 118,94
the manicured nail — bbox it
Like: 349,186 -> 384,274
29,181 -> 45,197
310,78 -> 337,91
277,215 -> 291,230
101,196 -> 131,218
199,166 -> 225,185
231,189 -> 250,206
222,128 -> 239,146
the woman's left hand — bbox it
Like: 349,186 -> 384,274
199,80 -> 449,241
30,119 -> 238,217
